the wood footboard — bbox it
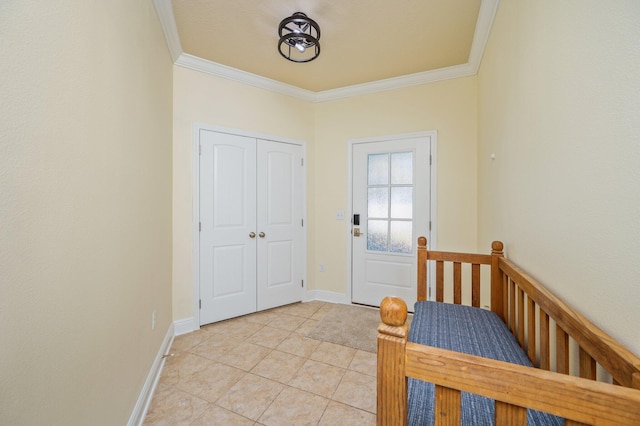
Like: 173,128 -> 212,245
377,237 -> 640,425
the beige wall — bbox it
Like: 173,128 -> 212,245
313,78 -> 479,294
172,67 -> 316,320
478,1 -> 640,354
173,70 -> 478,318
0,1 -> 173,424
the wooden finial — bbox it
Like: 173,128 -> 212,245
418,236 -> 427,248
492,241 -> 504,254
380,296 -> 408,326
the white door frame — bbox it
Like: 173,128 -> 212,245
346,131 -> 437,305
192,123 -> 307,329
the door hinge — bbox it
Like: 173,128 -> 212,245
199,299 -> 202,309
301,158 -> 304,166
301,219 -> 304,227
301,280 -> 304,288
199,222 -> 202,232
429,154 -> 432,165
429,221 -> 431,231
199,144 -> 202,155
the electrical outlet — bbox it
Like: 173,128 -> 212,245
152,310 -> 157,330
335,210 -> 345,220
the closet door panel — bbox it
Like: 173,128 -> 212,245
199,130 -> 257,325
257,140 -> 304,310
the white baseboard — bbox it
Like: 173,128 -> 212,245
173,317 -> 198,336
127,324 -> 174,426
304,289 -> 350,305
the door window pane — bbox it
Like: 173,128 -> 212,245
367,220 -> 388,252
390,221 -> 412,253
390,187 -> 412,219
368,188 -> 389,218
391,152 -> 413,185
365,150 -> 413,255
368,153 -> 389,185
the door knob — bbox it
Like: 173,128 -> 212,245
259,232 -> 266,238
249,232 -> 256,238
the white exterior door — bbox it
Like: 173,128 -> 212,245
257,141 -> 304,310
199,131 -> 257,324
351,136 -> 431,309
198,130 -> 305,325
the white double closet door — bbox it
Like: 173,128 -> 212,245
199,130 -> 304,325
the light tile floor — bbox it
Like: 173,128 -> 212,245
144,301 -> 377,425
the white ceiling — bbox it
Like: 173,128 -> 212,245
153,0 -> 499,101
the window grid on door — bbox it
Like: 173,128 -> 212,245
366,151 -> 413,254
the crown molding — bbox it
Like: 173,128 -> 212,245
175,53 -> 317,102
314,62 -> 477,102
153,0 -> 500,103
152,0 -> 182,62
468,0 -> 500,74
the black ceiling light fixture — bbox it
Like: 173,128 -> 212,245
278,12 -> 320,63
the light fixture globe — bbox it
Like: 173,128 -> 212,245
278,12 -> 320,63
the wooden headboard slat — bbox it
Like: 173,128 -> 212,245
453,262 -> 462,305
471,263 -> 481,308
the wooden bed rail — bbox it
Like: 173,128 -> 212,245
497,256 -> 640,390
406,344 -> 640,425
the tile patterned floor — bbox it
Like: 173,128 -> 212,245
144,301 -> 377,425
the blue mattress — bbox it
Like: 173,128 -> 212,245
407,301 -> 562,425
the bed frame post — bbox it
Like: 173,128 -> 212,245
417,236 -> 428,302
490,241 -> 505,321
377,296 -> 409,426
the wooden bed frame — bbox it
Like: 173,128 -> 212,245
377,237 -> 640,425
